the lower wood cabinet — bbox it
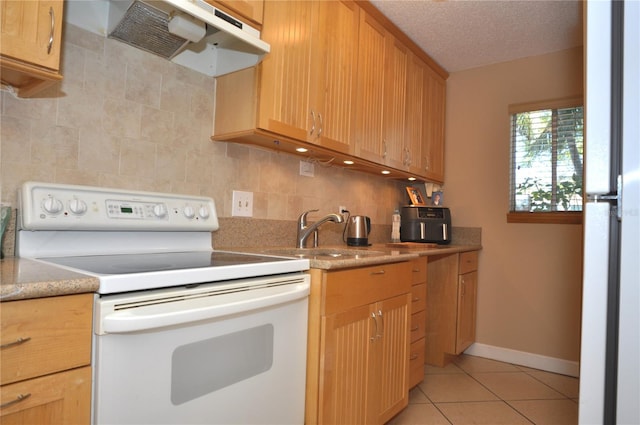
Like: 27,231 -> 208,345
425,251 -> 479,367
0,293 -> 93,424
306,261 -> 412,424
408,257 -> 427,388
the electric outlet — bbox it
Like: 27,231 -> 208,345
232,190 -> 253,217
299,160 -> 315,177
339,205 -> 348,220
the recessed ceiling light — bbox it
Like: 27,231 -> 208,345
408,177 -> 416,181
296,147 -> 308,153
381,170 -> 391,175
343,160 -> 354,165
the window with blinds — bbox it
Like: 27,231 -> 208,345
508,98 -> 584,223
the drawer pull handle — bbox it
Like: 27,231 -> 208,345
1,336 -> 31,349
371,270 -> 386,275
412,268 -> 421,273
411,325 -> 419,332
412,297 -> 420,302
409,354 -> 419,361
1,393 -> 31,409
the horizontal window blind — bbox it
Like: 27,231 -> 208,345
510,104 -> 584,212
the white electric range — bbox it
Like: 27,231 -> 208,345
16,181 -> 310,424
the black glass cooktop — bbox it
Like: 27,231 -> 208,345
40,251 -> 290,275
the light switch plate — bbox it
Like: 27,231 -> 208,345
232,190 -> 253,217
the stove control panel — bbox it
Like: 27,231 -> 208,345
19,182 -> 219,231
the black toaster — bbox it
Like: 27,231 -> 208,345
400,206 -> 452,244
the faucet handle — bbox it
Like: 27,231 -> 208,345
298,209 -> 319,227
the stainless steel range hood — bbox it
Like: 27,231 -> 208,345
65,0 -> 270,76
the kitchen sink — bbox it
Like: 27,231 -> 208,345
261,247 -> 388,259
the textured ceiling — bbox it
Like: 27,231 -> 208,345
369,0 -> 584,73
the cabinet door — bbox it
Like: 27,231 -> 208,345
422,68 -> 446,182
257,1 -> 314,141
354,10 -> 386,164
382,34 -> 408,170
310,0 -> 359,154
319,304 -> 375,425
0,366 -> 91,425
405,53 -> 426,175
456,271 -> 478,354
374,294 -> 410,424
0,0 -> 62,71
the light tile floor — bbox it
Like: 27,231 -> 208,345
387,355 -> 579,425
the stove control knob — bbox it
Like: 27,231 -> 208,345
183,205 -> 195,219
69,199 -> 88,215
43,197 -> 63,215
153,203 -> 168,218
198,206 -> 210,220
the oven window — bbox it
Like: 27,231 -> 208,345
171,324 -> 274,405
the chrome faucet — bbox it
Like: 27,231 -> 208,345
297,209 -> 344,248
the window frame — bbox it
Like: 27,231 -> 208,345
507,96 -> 584,225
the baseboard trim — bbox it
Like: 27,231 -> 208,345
464,343 -> 580,377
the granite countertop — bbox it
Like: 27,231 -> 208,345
0,243 -> 481,301
0,257 -> 100,302
231,243 -> 482,270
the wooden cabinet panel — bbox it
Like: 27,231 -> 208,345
410,309 -> 426,344
323,261 -> 411,316
456,270 -> 478,353
382,35 -> 408,170
411,283 -> 427,314
409,337 -> 425,388
319,303 -> 373,425
0,0 -> 64,97
310,0 -> 359,154
459,250 -> 479,274
1,294 -> 92,386
426,252 -> 479,366
354,10 -> 386,164
422,68 -> 446,182
0,0 -> 62,70
0,366 -> 91,425
405,53 -> 426,174
410,257 -> 427,285
257,0 -> 314,141
375,294 -> 410,424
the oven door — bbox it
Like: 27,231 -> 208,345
92,274 -> 310,425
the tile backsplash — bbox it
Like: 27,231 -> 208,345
1,24 -> 407,255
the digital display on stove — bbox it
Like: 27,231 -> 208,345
121,207 -> 133,213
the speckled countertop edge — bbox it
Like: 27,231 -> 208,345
1,257 -> 100,302
224,243 -> 482,270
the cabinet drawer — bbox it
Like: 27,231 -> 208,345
459,251 -> 478,274
409,337 -> 425,388
0,366 -> 91,424
410,258 -> 427,285
410,309 -> 426,343
323,262 -> 411,315
1,294 -> 92,386
410,283 -> 426,314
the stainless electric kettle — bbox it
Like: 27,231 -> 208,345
347,215 -> 371,246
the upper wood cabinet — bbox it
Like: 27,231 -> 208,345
212,0 -> 448,182
0,0 -> 63,97
422,67 -> 446,182
210,0 -> 264,27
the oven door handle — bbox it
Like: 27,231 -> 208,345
98,282 -> 309,335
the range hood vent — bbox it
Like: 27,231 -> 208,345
109,1 -> 192,59
64,0 -> 270,77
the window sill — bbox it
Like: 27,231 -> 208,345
507,211 -> 583,224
